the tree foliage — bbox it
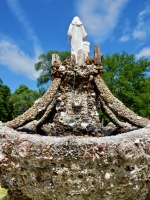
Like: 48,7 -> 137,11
101,51 -> 150,121
35,50 -> 71,91
0,79 -> 13,122
10,84 -> 40,118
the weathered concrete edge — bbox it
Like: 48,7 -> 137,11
0,121 -> 150,147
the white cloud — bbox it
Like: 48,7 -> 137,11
0,0 -> 42,80
133,30 -> 146,40
133,5 -> 150,40
77,0 -> 129,43
119,19 -> 131,43
6,0 -> 41,55
119,35 -> 130,42
136,47 -> 150,58
0,40 -> 40,79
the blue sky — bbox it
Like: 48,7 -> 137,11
0,0 -> 150,93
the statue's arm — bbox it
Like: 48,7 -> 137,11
68,35 -> 71,44
67,24 -> 72,44
81,26 -> 87,40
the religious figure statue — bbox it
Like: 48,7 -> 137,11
68,16 -> 89,61
82,41 -> 90,59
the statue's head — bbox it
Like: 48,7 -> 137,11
72,16 -> 82,26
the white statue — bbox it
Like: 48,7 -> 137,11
68,16 -> 89,61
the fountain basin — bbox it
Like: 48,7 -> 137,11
0,121 -> 150,200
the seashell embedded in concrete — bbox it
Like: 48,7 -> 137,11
69,119 -> 75,126
0,150 -> 4,161
81,119 -> 89,127
58,65 -> 65,71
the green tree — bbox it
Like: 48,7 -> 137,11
0,79 -> 13,122
10,84 -> 40,118
101,51 -> 150,122
35,50 -> 71,92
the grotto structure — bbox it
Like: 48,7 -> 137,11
4,47 -> 149,136
0,16 -> 150,200
4,16 -> 150,135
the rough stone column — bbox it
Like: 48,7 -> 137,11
94,75 -> 150,128
98,95 -> 128,128
5,78 -> 61,129
94,45 -> 103,65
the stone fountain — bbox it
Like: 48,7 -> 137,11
0,17 -> 150,200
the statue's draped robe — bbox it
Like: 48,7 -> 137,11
68,23 -> 87,60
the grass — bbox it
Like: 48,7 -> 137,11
0,188 -> 8,200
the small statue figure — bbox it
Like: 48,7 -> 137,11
82,41 -> 90,59
68,16 -> 88,62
